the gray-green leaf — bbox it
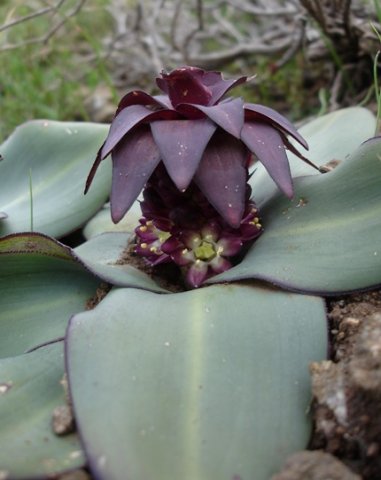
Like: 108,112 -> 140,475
0,343 -> 85,479
0,120 -> 111,237
67,284 -> 327,480
212,137 -> 381,293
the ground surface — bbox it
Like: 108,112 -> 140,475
275,289 -> 381,479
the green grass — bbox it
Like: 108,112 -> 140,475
0,1 -> 115,140
0,1 -> 377,141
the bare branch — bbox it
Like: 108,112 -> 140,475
225,0 -> 298,16
0,0 -> 66,34
178,37 -> 293,70
273,15 -> 307,70
0,0 -> 87,53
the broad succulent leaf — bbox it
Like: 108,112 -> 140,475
83,201 -> 142,240
0,120 -> 111,237
212,136 -> 381,293
0,233 -> 100,358
0,230 -> 166,357
74,232 -> 168,293
251,107 -> 376,206
0,342 -> 85,479
66,284 -> 327,480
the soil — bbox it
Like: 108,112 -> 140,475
275,288 -> 381,479
116,243 -> 187,293
85,282 -> 112,310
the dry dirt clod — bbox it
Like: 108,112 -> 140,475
56,470 -> 91,480
349,313 -> 381,391
52,405 -> 75,436
271,450 -> 360,480
310,308 -> 381,479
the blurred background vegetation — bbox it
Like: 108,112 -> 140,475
0,0 -> 380,139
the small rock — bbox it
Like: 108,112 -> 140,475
52,405 -> 75,436
349,313 -> 381,391
271,450 -> 361,480
57,469 -> 91,480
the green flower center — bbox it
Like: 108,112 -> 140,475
157,230 -> 171,243
194,241 -> 216,261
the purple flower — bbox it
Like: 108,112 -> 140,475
85,66 -> 314,229
85,66 -> 315,287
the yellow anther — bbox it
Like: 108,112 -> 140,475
146,220 -> 153,226
139,226 -> 147,232
256,223 -> 262,229
216,246 -> 224,255
254,217 -> 259,223
182,248 -> 188,254
150,246 -> 157,253
140,243 -> 148,249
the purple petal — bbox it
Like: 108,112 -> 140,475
279,132 -> 320,171
152,95 -> 173,109
115,91 -> 174,115
217,236 -> 243,256
110,126 -> 161,223
245,103 -> 308,150
241,121 -> 294,198
170,247 -> 194,266
177,98 -> 244,139
194,132 -> 247,228
102,105 -> 178,159
150,119 -> 217,191
161,236 -> 182,254
209,256 -> 232,274
200,222 -> 221,242
240,222 -> 262,241
84,144 -> 104,194
157,67 -> 212,107
186,260 -> 208,288
172,103 -> 206,120
203,72 -> 247,105
178,231 -> 202,250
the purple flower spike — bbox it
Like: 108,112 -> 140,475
133,166 -> 262,288
85,66 -> 316,287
